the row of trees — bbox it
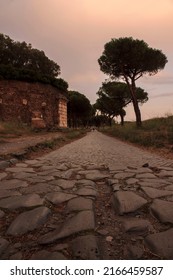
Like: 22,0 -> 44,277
0,33 -> 68,91
68,37 -> 167,128
0,34 -> 168,126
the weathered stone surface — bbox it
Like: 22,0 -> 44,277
0,161 -> 10,169
114,172 -> 135,179
76,179 -> 96,188
0,194 -> 44,210
0,210 -> 5,218
30,250 -> 66,260
57,163 -> 69,171
97,229 -> 109,236
76,187 -> 97,197
125,245 -> 143,259
0,238 -> 9,256
0,173 -> 7,180
50,179 -> 76,189
85,170 -> 109,181
45,192 -> 76,204
150,199 -> 173,223
15,163 -> 28,167
53,244 -> 69,251
39,210 -> 95,244
145,228 -> 173,258
20,183 -> 55,195
141,187 -> 173,199
9,252 -> 23,260
14,172 -> 37,180
0,190 -> 22,199
70,235 -> 100,259
67,197 -> 93,211
0,179 -> 28,190
158,170 -> 173,178
113,191 -> 147,214
25,159 -> 39,165
107,179 -> 119,186
6,167 -> 35,173
112,184 -> 121,192
135,167 -> 153,173
136,173 -> 157,179
165,185 -> 173,191
121,218 -> 153,233
126,178 -> 139,185
7,206 -> 51,236
138,182 -> 167,189
60,169 -> 75,179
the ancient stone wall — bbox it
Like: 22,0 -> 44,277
0,80 -> 68,128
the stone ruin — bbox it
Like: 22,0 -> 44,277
0,80 -> 68,129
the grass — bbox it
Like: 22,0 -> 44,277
100,115 -> 173,149
0,121 -> 88,158
25,129 -> 87,157
0,121 -> 32,138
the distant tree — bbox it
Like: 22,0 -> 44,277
67,91 -> 92,127
0,33 -> 68,91
95,81 -> 148,125
98,37 -> 167,126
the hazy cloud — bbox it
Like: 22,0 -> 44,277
0,0 -> 173,118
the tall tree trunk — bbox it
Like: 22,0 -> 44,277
124,76 -> 142,127
131,79 -> 142,127
120,113 -> 124,126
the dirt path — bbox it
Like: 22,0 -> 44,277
0,132 -> 63,156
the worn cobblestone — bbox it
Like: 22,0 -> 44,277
1,131 -> 173,259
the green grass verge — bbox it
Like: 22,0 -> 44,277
100,115 -> 173,149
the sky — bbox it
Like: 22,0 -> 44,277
0,0 -> 173,121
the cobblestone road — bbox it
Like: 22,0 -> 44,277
1,131 -> 173,259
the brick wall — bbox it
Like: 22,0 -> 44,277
0,80 -> 68,128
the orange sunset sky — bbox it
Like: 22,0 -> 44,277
0,0 -> 173,120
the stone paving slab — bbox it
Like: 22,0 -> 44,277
7,206 -> 51,236
76,187 -> 97,197
121,218 -> 153,234
136,173 -> 157,179
0,194 -> 44,210
66,197 -> 93,211
112,191 -> 148,214
0,173 -> 7,180
0,238 -> 9,257
0,190 -> 22,199
141,187 -> 173,199
39,210 -> 95,244
0,179 -> 28,190
84,170 -> 110,181
145,229 -> 173,258
6,167 -> 35,173
70,235 -> 100,259
150,199 -> 173,223
45,192 -> 77,204
30,250 -> 67,260
0,210 -> 5,218
114,172 -> 135,179
50,179 -> 76,189
76,179 -> 96,188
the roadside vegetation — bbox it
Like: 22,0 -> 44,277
100,115 -> 173,151
0,121 -> 87,158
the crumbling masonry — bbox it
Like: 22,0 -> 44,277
0,80 -> 68,128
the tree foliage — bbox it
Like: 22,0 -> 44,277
95,81 -> 148,125
0,33 -> 68,91
98,37 -> 167,126
67,91 -> 92,127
